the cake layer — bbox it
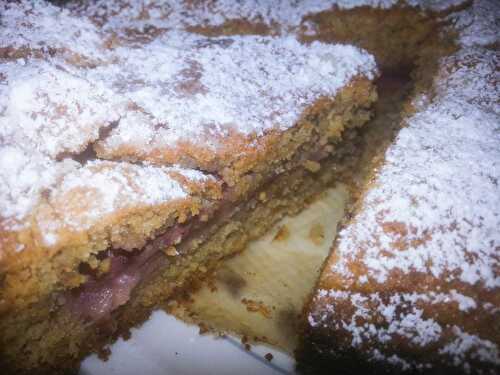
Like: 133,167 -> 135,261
3,1 -> 497,374
68,0 -> 467,40
2,1 -> 378,185
0,72 -> 376,312
298,1 -> 500,374
88,33 -> 376,190
0,0 -> 376,313
171,64 -> 416,355
1,147 -> 362,374
0,2 -> 378,372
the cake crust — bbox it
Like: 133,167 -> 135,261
298,1 -> 500,373
1,1 -> 498,374
0,1 -> 378,373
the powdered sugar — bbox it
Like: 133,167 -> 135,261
309,0 -> 500,371
439,327 -> 500,369
309,289 -> 499,370
0,1 -> 107,63
92,32 -> 376,155
0,146 -> 78,229
36,161 -> 187,242
332,43 -> 500,291
311,289 -> 483,332
0,1 -> 376,235
0,59 -> 122,158
33,160 -> 217,247
69,0 -> 467,37
1,0 -> 498,370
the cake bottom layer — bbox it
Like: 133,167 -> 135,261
1,150 -> 359,374
170,185 -> 350,353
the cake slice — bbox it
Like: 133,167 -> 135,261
297,1 -> 500,373
0,1 -> 377,373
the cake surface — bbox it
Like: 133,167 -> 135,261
298,0 -> 500,374
0,0 -> 378,373
0,0 -> 498,374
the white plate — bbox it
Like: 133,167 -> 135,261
80,310 -> 296,375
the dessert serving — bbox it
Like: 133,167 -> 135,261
0,0 -> 378,373
295,1 -> 500,374
0,0 -> 498,374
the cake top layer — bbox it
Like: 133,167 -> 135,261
68,0 -> 466,35
1,0 -> 106,63
0,0 -> 376,256
90,33 -> 375,166
307,0 -> 500,372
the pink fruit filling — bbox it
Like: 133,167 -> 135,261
63,141 -> 339,322
65,223 -> 192,321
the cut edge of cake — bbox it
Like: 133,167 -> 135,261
0,2 -> 379,372
297,1 -> 500,374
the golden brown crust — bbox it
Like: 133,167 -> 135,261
1,147 -> 358,374
9,1 -> 497,374
94,77 -> 376,190
298,1 -> 500,373
0,164 -> 221,314
1,7 -> 377,366
300,6 -> 448,71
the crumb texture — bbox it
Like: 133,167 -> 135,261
0,1 -> 378,372
304,0 -> 500,373
0,0 -> 376,253
1,0 -> 499,374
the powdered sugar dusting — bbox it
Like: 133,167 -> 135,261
0,59 -> 122,158
69,0 -> 467,36
168,164 -> 214,182
92,32 -> 376,155
1,1 -> 498,370
333,40 -> 500,291
440,327 -> 500,369
35,161 -> 190,246
0,146 -> 78,229
310,0 -> 500,371
309,289 -> 499,371
322,291 -> 444,348
0,1 -> 376,237
1,1 -> 107,63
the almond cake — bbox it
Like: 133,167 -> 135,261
0,1 -> 377,373
0,0 -> 498,374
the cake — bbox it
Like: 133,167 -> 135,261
0,1 -> 377,373
297,1 -> 500,374
0,0 -> 498,374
